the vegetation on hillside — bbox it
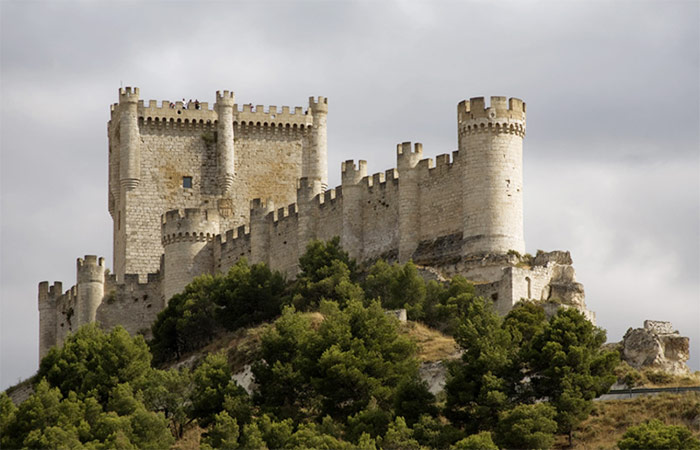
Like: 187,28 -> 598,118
4,238 -> 696,449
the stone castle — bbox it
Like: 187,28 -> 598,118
38,88 -> 593,358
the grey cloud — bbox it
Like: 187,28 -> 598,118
1,0 -> 698,389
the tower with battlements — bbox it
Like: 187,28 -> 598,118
38,90 -> 594,359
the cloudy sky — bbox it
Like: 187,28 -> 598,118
1,0 -> 698,389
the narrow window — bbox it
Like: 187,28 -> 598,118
183,176 -> 193,189
526,277 -> 532,299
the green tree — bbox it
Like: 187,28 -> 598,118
2,379 -> 173,449
285,422 -> 353,450
451,431 -> 498,450
150,259 -> 286,363
190,352 -> 251,428
495,403 -> 558,449
254,300 -> 420,422
502,300 -> 548,402
346,401 -> 393,442
362,260 -> 426,317
444,295 -> 512,433
201,411 -> 240,450
393,377 -> 438,426
618,419 -> 700,450
291,237 -> 363,309
411,414 -> 463,449
0,391 -> 17,445
527,307 -> 618,444
242,413 -> 294,449
380,416 -> 421,450
421,276 -> 475,332
214,259 -> 286,330
139,367 -> 193,438
38,324 -> 152,404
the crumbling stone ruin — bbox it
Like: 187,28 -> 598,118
37,89 -> 595,358
621,320 -> 691,375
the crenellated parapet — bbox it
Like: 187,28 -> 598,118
161,208 -> 220,245
457,96 -> 526,137
118,86 -> 140,105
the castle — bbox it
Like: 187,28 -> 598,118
38,88 -> 593,359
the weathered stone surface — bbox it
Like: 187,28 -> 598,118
419,360 -> 448,395
621,320 -> 690,375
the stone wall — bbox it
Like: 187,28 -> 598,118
97,273 -> 163,338
40,94 -> 603,357
108,89 -> 326,281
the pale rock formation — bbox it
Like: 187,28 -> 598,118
622,320 -> 690,375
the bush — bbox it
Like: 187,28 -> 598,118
644,369 -> 674,385
452,431 -> 498,450
618,419 -> 700,449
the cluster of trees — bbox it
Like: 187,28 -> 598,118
3,238 -> 696,448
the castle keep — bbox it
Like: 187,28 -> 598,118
38,88 -> 592,358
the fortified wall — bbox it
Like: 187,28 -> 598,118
38,90 -> 593,359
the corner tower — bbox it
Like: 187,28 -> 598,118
458,96 -> 526,255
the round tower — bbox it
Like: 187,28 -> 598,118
458,96 -> 526,256
215,90 -> 236,193
161,208 -> 220,302
76,255 -> 106,325
118,87 -> 141,190
305,96 -> 328,194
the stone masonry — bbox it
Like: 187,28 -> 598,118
38,90 -> 594,358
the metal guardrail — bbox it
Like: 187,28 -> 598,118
607,386 -> 700,395
596,385 -> 700,401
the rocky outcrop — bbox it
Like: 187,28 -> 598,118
621,320 -> 690,375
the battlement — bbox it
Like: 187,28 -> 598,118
250,198 -> 276,219
110,92 -> 315,128
236,104 -> 313,128
77,255 -> 105,269
215,90 -> 236,106
119,86 -> 139,104
320,188 -> 339,206
458,96 -> 526,137
396,142 -> 423,169
341,160 -> 368,185
309,96 -> 328,113
77,255 -> 106,283
38,281 -> 63,305
161,208 -> 220,245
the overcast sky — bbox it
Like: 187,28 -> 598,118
1,0 -> 698,390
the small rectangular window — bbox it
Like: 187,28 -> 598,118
183,176 -> 193,189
